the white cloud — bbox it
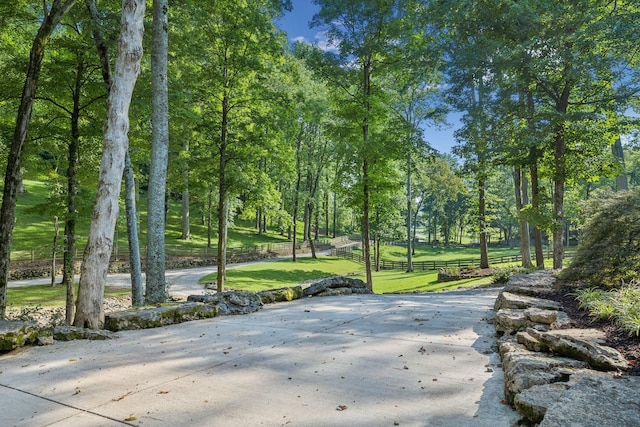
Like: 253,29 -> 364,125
313,31 -> 339,52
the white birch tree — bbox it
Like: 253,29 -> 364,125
74,0 -> 145,328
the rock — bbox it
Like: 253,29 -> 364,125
514,382 -> 570,424
52,325 -> 118,341
0,320 -> 39,352
526,328 -> 629,371
104,302 -> 218,332
257,286 -> 304,304
516,331 -> 548,353
494,291 -> 561,311
494,309 -> 548,335
541,375 -> 640,427
551,311 -> 573,329
188,291 -> 262,315
499,339 -> 587,404
303,276 -> 372,297
35,335 -> 55,346
524,307 -> 559,324
506,270 -> 557,289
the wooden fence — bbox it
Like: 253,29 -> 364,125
331,245 -> 575,271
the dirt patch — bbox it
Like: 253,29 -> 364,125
542,282 -> 640,376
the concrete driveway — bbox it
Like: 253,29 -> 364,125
0,289 -> 518,426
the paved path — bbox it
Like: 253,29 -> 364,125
1,288 -> 519,426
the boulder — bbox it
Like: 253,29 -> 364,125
514,382 -> 570,424
303,276 -> 372,297
499,339 -> 587,404
188,291 -> 262,314
506,270 -> 557,289
104,302 -> 218,332
257,286 -> 304,303
524,307 -> 559,324
494,309 -> 549,335
494,291 -> 561,311
541,375 -> 640,427
516,330 -> 548,353
0,320 -> 39,352
526,328 -> 629,371
52,325 -> 118,341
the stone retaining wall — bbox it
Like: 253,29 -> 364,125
493,270 -> 638,426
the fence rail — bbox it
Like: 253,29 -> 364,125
331,245 -> 576,271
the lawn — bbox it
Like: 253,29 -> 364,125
11,179 -> 308,259
201,256 -> 494,294
6,284 -> 130,309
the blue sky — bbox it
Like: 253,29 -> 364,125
276,1 -> 458,154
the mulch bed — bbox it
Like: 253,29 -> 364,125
542,282 -> 640,376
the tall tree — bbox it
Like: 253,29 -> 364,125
74,0 -> 145,328
146,0 -> 169,303
312,0 -> 409,291
0,0 -> 77,319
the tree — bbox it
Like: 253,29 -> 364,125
74,0 -> 145,329
312,0 -> 409,291
145,0 -> 169,304
0,0 -> 77,319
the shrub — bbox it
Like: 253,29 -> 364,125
574,281 -> 640,336
561,189 -> 640,288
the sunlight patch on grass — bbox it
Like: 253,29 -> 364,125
204,256 -> 494,294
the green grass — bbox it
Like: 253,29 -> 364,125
6,284 -> 130,309
201,256 -> 493,294
12,179 -> 307,258
355,243 -> 523,263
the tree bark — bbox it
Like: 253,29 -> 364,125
514,167 -> 532,267
145,0 -> 169,304
124,153 -> 143,306
181,140 -> 191,240
479,177 -> 489,269
612,137 -> 628,191
86,0 -> 143,307
74,0 -> 145,329
406,153 -> 413,272
0,0 -> 77,319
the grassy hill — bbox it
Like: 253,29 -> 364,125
11,179 -> 303,261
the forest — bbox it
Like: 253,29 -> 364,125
0,0 -> 639,328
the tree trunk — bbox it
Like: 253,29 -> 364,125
51,216 -> 59,287
0,0 -> 77,319
86,0 -> 142,308
612,137 -> 629,191
181,141 -> 190,240
206,186 -> 212,248
552,126 -> 566,270
332,190 -> 337,238
362,159 -> 373,290
145,0 -> 169,304
406,153 -> 413,272
124,153 -> 143,306
292,123 -> 303,262
74,0 -> 145,328
514,167 -> 532,267
479,178 -> 489,269
216,87 -> 230,292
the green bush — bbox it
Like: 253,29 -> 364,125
575,281 -> 640,336
561,188 -> 640,288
